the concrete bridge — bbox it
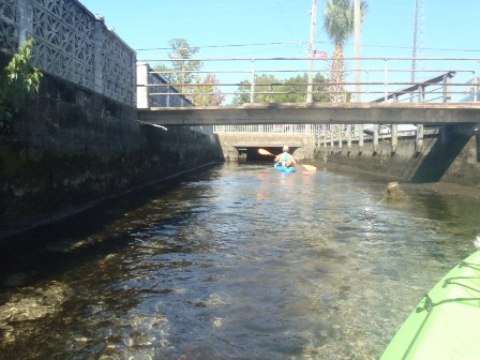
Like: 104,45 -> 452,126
135,54 -> 480,163
138,102 -> 480,127
138,103 -> 480,159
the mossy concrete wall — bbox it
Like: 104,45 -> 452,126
314,132 -> 480,187
0,73 -> 224,238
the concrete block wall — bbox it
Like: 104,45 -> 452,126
1,0 -> 136,106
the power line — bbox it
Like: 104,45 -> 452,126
135,41 -> 480,54
135,41 -> 312,52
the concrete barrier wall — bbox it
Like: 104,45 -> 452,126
1,0 -> 136,105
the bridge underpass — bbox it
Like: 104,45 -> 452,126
235,146 -> 296,164
214,129 -> 314,162
139,103 -> 480,163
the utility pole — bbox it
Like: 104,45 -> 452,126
411,0 -> 419,84
354,0 -> 361,102
412,0 -> 423,151
306,0 -> 317,103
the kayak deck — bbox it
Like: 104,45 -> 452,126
381,250 -> 480,359
274,164 -> 295,173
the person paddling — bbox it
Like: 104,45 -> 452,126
274,145 -> 296,168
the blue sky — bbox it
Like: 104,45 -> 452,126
79,0 -> 480,58
79,0 -> 480,101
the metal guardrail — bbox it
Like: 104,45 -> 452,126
138,56 -> 480,106
213,124 -> 321,134
138,56 -> 479,154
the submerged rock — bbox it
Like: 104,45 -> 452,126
0,281 -> 71,347
385,182 -> 405,201
0,281 -> 70,324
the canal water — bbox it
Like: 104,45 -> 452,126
0,163 -> 478,359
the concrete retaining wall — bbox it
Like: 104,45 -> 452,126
314,133 -> 480,186
0,72 -> 223,238
0,0 -> 224,239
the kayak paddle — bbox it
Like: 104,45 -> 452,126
258,148 -> 274,156
301,164 -> 317,172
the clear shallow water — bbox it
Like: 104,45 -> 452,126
0,164 -> 478,359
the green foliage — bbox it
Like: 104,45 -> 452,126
324,0 -> 367,44
232,73 -> 329,105
323,0 -> 367,102
0,38 -> 42,135
154,38 -> 225,106
154,38 -> 202,85
190,74 -> 225,107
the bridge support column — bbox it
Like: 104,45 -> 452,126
330,127 -> 334,149
373,125 -> 379,153
324,125 -> 329,148
416,124 -> 424,152
391,124 -> 398,153
359,125 -> 364,152
346,124 -> 352,150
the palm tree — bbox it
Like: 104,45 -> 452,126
324,0 -> 366,102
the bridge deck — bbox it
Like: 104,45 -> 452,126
138,103 -> 480,126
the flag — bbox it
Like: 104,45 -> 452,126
313,50 -> 328,59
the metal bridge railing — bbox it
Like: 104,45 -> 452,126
137,56 -> 480,107
213,124 -> 321,134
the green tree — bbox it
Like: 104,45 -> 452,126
324,0 -> 366,102
0,39 -> 42,137
154,38 -> 224,106
191,74 -> 225,107
233,74 -> 278,105
233,73 -> 328,105
283,74 -> 329,103
232,79 -> 253,105
158,38 -> 201,86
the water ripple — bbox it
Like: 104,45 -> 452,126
0,164 -> 477,359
